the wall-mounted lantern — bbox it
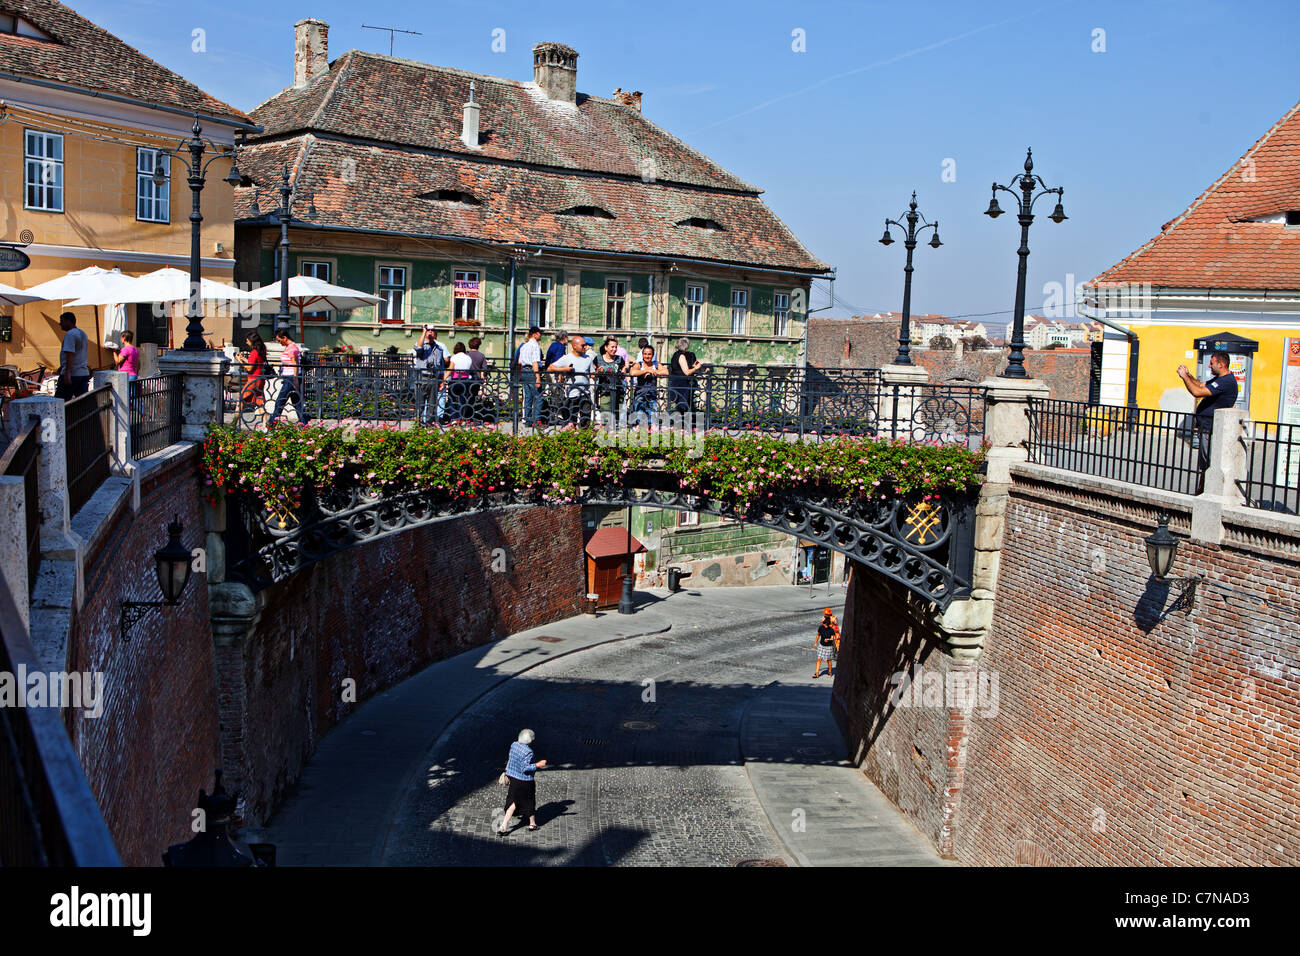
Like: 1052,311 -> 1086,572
119,517 -> 193,640
1144,511 -> 1179,579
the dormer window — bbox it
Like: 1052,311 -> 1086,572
419,189 -> 480,206
676,217 -> 725,231
557,205 -> 615,219
0,13 -> 55,40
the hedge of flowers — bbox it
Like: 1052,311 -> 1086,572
201,423 -> 985,515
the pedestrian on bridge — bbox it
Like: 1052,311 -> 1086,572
498,728 -> 548,835
813,610 -> 839,678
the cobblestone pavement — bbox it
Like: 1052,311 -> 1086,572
383,605 -> 872,866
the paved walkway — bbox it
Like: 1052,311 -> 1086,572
254,585 -> 949,866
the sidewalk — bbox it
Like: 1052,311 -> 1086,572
741,681 -> 951,866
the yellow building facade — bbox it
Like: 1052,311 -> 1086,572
0,2 -> 254,375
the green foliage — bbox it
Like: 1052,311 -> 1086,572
202,423 -> 985,515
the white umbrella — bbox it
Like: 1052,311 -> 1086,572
0,281 -> 45,307
25,265 -> 138,302
64,267 -> 260,310
247,275 -> 381,340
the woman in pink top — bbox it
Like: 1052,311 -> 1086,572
114,330 -> 140,381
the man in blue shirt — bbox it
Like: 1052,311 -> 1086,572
1178,351 -> 1239,483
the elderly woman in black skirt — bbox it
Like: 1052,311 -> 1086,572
498,728 -> 548,834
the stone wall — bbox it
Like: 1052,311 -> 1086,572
223,505 -> 586,824
807,316 -> 1092,400
832,464 -> 1300,865
67,446 -> 220,867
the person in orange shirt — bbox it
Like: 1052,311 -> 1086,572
813,609 -> 839,678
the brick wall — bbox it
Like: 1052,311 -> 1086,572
807,316 -> 1092,400
955,479 -> 1300,865
68,446 -> 220,867
832,471 -> 1300,865
226,505 -> 585,824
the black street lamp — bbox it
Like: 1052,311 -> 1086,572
618,504 -> 636,614
249,167 -> 317,338
878,191 -> 942,366
152,117 -> 243,351
119,517 -> 194,640
983,148 -> 1067,378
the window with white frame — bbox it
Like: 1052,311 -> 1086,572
453,269 -> 481,324
300,261 -> 332,319
773,292 -> 790,336
730,288 -> 748,335
685,284 -> 704,333
25,130 -> 63,212
605,279 -> 628,330
136,148 -> 169,222
377,265 -> 407,323
528,275 -> 553,328
678,511 -> 699,527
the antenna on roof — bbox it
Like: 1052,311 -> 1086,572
361,24 -> 423,57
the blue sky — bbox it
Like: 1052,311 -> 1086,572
72,0 -> 1300,328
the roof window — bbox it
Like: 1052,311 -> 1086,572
676,217 -> 725,231
419,189 -> 480,206
1286,211 -> 1300,228
0,13 -> 54,40
557,205 -> 615,219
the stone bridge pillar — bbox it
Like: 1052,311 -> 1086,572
157,349 -> 228,442
933,376 -> 1048,659
880,362 -> 928,439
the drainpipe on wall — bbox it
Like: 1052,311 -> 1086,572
802,269 -> 836,370
506,257 -> 517,363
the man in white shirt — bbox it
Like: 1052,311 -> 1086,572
517,325 -> 544,426
547,334 -> 596,426
56,312 -> 91,399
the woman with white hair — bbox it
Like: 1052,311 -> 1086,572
498,728 -> 548,834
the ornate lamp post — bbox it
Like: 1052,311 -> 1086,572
983,148 -> 1067,378
878,191 -> 941,365
151,117 -> 243,350
249,167 -> 317,338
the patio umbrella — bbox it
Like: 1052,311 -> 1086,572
24,266 -> 139,368
64,267 -> 259,310
246,275 -> 381,341
0,281 -> 46,307
103,303 -> 128,349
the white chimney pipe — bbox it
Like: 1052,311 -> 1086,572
462,80 -> 480,148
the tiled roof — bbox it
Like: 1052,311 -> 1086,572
1089,98 -> 1300,290
252,50 -> 757,192
584,527 -> 647,558
234,135 -> 828,272
0,0 -> 249,123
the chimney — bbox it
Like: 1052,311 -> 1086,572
612,88 -> 643,112
532,42 -> 578,104
461,81 -> 480,148
294,19 -> 329,88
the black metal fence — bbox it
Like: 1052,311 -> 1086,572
223,358 -> 985,446
129,373 -> 183,460
0,423 -> 40,594
65,385 -> 113,517
1027,399 -> 1204,495
1241,419 -> 1300,514
0,596 -> 122,866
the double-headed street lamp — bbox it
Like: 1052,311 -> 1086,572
879,192 -> 942,366
250,167 -> 317,337
152,117 -> 243,351
984,147 -> 1067,378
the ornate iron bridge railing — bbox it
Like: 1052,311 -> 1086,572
223,360 -> 985,447
225,468 -> 979,610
